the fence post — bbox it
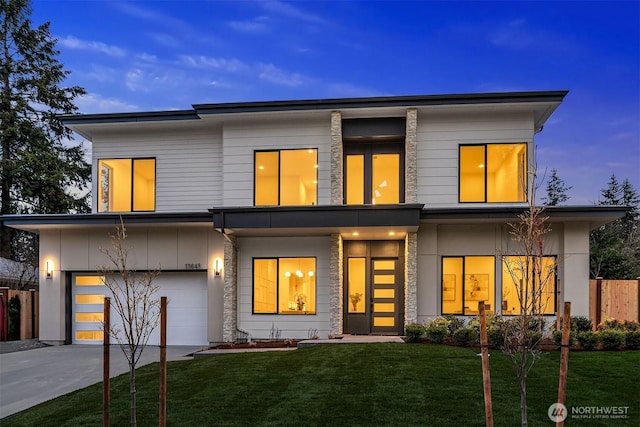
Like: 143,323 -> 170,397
556,301 -> 571,427
0,287 -> 8,341
159,296 -> 167,427
103,297 -> 110,427
29,289 -> 36,339
479,301 -> 493,427
595,277 -> 603,330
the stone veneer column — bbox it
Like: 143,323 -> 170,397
405,232 -> 418,325
222,235 -> 238,343
405,108 -> 418,204
330,111 -> 343,205
329,233 -> 343,336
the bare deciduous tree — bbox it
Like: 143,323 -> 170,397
98,219 -> 160,427
500,173 -> 557,427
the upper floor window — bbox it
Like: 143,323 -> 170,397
253,257 -> 316,314
254,149 -> 317,206
459,143 -> 527,203
502,256 -> 556,315
442,256 -> 495,315
344,142 -> 404,205
98,158 -> 155,212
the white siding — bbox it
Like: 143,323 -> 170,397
416,111 -> 535,207
222,118 -> 331,206
92,127 -> 222,212
236,236 -> 332,339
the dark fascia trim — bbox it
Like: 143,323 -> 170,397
193,91 -> 568,115
59,110 -> 200,125
421,205 -> 629,223
210,204 -> 424,230
1,212 -> 212,230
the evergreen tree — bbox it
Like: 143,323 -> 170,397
542,168 -> 572,206
590,175 -> 640,279
0,0 -> 89,260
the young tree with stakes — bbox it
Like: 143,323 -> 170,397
501,170 -> 557,427
98,219 -> 161,427
0,0 -> 90,263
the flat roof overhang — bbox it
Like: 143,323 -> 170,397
1,212 -> 213,233
210,204 -> 424,239
421,205 -> 629,230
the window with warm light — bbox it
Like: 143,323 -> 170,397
344,142 -> 404,205
253,257 -> 316,314
98,158 -> 155,212
254,149 -> 317,206
502,256 -> 556,315
459,143 -> 527,202
442,256 -> 495,315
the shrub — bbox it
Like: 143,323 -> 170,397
443,315 -> 464,335
425,317 -> 450,344
487,326 -> 504,348
598,330 -> 625,350
405,323 -> 425,343
577,331 -> 598,350
571,316 -> 593,333
624,331 -> 640,350
453,327 -> 478,347
623,321 -> 640,332
598,317 -> 625,331
552,330 -> 575,347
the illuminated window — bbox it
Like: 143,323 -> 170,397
254,149 -> 317,206
253,258 -> 316,314
502,256 -> 556,315
459,143 -> 527,202
344,143 -> 403,205
98,158 -> 155,212
442,256 -> 495,315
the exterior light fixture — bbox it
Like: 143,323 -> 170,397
45,260 -> 54,279
213,258 -> 223,277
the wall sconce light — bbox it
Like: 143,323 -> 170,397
45,260 -> 53,279
213,258 -> 223,277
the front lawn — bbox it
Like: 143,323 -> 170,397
2,344 -> 639,426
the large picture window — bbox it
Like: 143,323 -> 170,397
442,256 -> 495,315
253,257 -> 316,314
459,143 -> 527,203
502,256 -> 556,315
98,158 -> 155,212
254,149 -> 318,206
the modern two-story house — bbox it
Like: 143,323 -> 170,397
2,91 -> 626,346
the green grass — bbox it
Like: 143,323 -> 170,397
2,344 -> 639,426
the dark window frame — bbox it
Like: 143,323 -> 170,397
441,255 -> 495,316
501,254 -> 558,316
253,148 -> 318,206
97,157 -> 156,213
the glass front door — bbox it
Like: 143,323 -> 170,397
344,241 -> 404,335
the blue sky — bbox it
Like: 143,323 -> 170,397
32,0 -> 639,205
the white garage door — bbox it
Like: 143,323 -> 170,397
73,272 -> 208,346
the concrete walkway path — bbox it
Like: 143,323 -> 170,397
0,344 -> 202,419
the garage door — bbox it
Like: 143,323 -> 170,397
73,272 -> 208,346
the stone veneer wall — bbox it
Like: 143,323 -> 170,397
405,108 -> 418,204
330,111 -> 343,205
329,233 -> 343,336
222,235 -> 237,342
405,232 -> 418,324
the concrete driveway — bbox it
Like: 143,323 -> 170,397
0,344 -> 202,419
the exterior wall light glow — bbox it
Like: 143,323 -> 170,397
213,258 -> 223,277
45,260 -> 54,279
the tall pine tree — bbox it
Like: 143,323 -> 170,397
542,168 -> 572,206
1,0 -> 90,261
590,174 -> 640,279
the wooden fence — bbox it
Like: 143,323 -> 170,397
0,288 -> 39,341
589,278 -> 640,329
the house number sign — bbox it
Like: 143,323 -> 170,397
185,263 -> 201,270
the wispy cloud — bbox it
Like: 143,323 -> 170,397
261,1 -> 325,25
258,63 -> 306,87
228,17 -> 270,33
58,35 -> 126,57
179,55 -> 248,72
489,19 -> 576,52
148,33 -> 182,49
76,92 -> 138,113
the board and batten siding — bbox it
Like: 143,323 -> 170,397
222,118 -> 331,207
415,111 -> 535,207
91,128 -> 223,212
236,236 -> 332,340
